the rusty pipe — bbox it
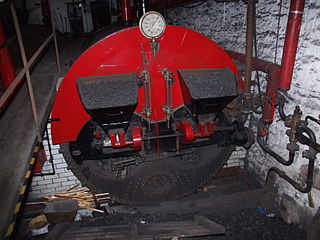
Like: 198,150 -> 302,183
267,125 -> 318,193
226,0 -> 306,123
278,0 -> 305,90
227,50 -> 281,124
243,0 -> 255,100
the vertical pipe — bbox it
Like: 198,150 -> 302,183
120,0 -> 132,23
262,67 -> 281,124
244,0 -> 255,95
10,3 -> 42,141
241,0 -> 255,113
142,0 -> 146,14
0,20 -> 15,90
278,0 -> 305,90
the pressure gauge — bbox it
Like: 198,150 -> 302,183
139,11 -> 166,39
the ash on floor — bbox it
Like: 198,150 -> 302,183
73,208 -> 306,240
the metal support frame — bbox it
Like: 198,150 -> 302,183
10,3 -> 42,140
0,2 -> 60,140
49,0 -> 61,73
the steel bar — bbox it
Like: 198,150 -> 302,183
142,133 -> 182,141
0,33 -> 53,109
10,3 -> 42,140
49,0 -> 61,73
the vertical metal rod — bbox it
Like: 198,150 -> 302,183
242,0 -> 255,112
241,0 -> 256,114
49,0 -> 61,73
141,70 -> 152,131
120,0 -> 133,23
10,3 -> 42,141
162,68 -> 173,128
142,0 -> 146,14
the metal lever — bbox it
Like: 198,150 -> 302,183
139,70 -> 152,130
161,68 -> 174,128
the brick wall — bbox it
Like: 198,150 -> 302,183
165,0 -> 320,226
29,122 -> 86,199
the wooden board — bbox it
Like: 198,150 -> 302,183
59,215 -> 225,240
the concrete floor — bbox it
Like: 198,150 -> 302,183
11,173 -> 307,239
0,34 -> 85,237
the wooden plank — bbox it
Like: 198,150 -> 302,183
193,215 -> 225,234
59,217 -> 226,240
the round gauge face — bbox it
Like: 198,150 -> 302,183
139,11 -> 166,39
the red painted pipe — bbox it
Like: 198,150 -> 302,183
120,0 -> 132,22
227,0 -> 305,124
0,20 -> 15,90
227,50 -> 281,123
278,0 -> 305,90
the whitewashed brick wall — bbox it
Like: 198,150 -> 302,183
227,146 -> 246,168
29,122 -> 85,199
165,0 -> 320,226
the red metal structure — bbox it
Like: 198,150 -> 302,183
51,24 -> 251,205
52,26 -> 238,144
0,20 -> 15,91
279,0 -> 305,90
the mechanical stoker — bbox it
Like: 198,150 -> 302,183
51,12 -> 253,205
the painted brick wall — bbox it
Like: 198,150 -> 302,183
29,122 -> 87,199
165,0 -> 320,226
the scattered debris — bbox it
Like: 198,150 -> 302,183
26,184 -> 109,213
28,215 -> 49,236
266,213 -> 276,218
74,209 -> 94,221
202,185 -> 216,192
255,206 -> 267,214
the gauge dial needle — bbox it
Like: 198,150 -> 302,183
150,17 -> 159,30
